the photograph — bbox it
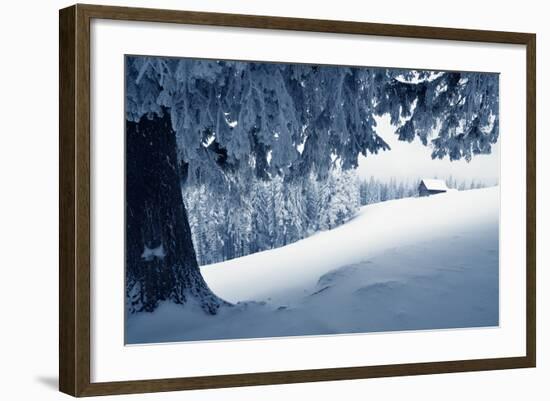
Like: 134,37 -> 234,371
124,56 -> 501,344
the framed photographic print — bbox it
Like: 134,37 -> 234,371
59,4 -> 536,397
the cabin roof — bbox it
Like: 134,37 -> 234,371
420,178 -> 448,191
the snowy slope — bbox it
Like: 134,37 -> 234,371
126,187 -> 499,344
201,187 -> 498,304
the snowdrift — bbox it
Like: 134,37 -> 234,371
201,187 -> 499,303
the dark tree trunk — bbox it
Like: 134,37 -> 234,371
126,111 -> 228,314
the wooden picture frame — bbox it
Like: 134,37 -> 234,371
59,3 -> 536,397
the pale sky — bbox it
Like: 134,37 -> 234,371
356,115 -> 500,185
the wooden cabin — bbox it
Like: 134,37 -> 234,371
418,179 -> 448,197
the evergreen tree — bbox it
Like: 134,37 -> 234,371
249,180 -> 273,253
304,172 -> 321,233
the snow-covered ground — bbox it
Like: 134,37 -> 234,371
126,187 -> 499,344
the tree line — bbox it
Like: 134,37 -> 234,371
183,171 -> 494,266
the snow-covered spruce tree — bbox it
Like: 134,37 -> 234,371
318,168 -> 360,230
125,57 -> 499,315
304,172 -> 321,234
249,180 -> 272,254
